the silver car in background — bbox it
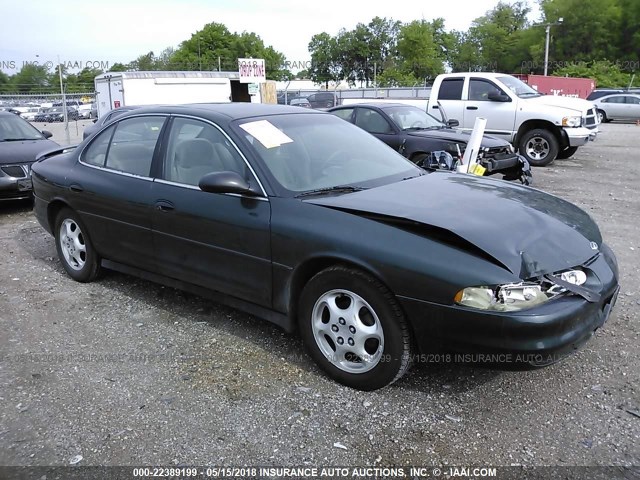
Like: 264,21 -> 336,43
593,93 -> 640,122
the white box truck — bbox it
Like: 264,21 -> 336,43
94,71 -> 255,118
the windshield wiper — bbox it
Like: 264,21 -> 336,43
295,185 -> 366,198
0,138 -> 38,142
403,126 -> 442,131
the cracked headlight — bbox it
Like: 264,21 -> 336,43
562,116 -> 582,127
454,268 -> 588,312
454,282 -> 550,312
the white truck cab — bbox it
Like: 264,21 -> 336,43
427,73 -> 599,166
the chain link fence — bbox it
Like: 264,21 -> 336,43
0,92 -> 96,144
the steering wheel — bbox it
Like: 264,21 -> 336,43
411,121 -> 425,128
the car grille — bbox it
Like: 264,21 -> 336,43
1,165 -> 29,178
584,108 -> 598,128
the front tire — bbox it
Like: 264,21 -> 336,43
299,266 -> 413,390
54,208 -> 101,282
518,129 -> 559,167
556,146 -> 578,159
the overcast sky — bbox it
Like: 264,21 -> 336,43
0,0 -> 541,74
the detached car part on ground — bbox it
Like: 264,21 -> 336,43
328,103 -> 531,185
31,104 -> 619,391
0,111 -> 58,201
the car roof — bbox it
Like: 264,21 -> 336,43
124,103 -> 325,120
595,93 -> 640,100
331,102 -> 417,109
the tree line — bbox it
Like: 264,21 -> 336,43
309,0 -> 639,88
1,0 -> 638,94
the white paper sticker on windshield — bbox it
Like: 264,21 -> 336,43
239,120 -> 293,149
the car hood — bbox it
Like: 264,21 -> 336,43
306,173 -> 601,279
0,139 -> 60,164
524,95 -> 593,113
408,129 -> 509,148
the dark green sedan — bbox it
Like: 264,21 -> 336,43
31,104 -> 619,390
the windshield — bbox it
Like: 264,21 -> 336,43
234,113 -> 421,195
498,76 -> 541,98
383,105 -> 445,130
50,107 -> 64,113
0,114 -> 46,141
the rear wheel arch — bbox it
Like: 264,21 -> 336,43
47,199 -> 71,233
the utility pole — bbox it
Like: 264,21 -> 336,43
543,17 -> 563,76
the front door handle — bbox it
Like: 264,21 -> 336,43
466,106 -> 478,110
155,200 -> 175,212
69,184 -> 83,193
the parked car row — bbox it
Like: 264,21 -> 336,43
0,111 -> 57,201
277,91 -> 336,108
0,101 -> 97,122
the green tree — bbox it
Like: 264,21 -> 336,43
396,20 -> 445,83
539,0 -> 622,69
10,63 -> 51,93
109,63 -> 128,72
450,1 -> 532,72
0,70 -> 10,93
308,32 -> 344,87
554,59 -> 638,87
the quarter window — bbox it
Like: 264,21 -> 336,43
82,125 -> 115,167
331,108 -> 355,122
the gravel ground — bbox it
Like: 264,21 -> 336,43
0,123 -> 638,470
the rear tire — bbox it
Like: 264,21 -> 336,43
518,129 -> 559,167
299,266 -> 413,390
556,146 -> 578,159
54,208 -> 101,282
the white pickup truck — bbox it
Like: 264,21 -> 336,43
427,73 -> 599,166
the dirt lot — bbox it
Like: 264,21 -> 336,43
1,123 -> 638,470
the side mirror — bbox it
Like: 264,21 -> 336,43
446,119 -> 460,127
488,92 -> 511,102
41,130 -> 53,139
92,118 -> 98,124
198,171 -> 261,196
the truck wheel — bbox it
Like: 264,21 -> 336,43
556,146 -> 578,159
518,129 -> 559,167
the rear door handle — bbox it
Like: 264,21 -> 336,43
466,106 -> 478,110
155,200 -> 175,212
69,184 -> 83,193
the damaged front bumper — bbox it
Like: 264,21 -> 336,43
398,247 -> 619,365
